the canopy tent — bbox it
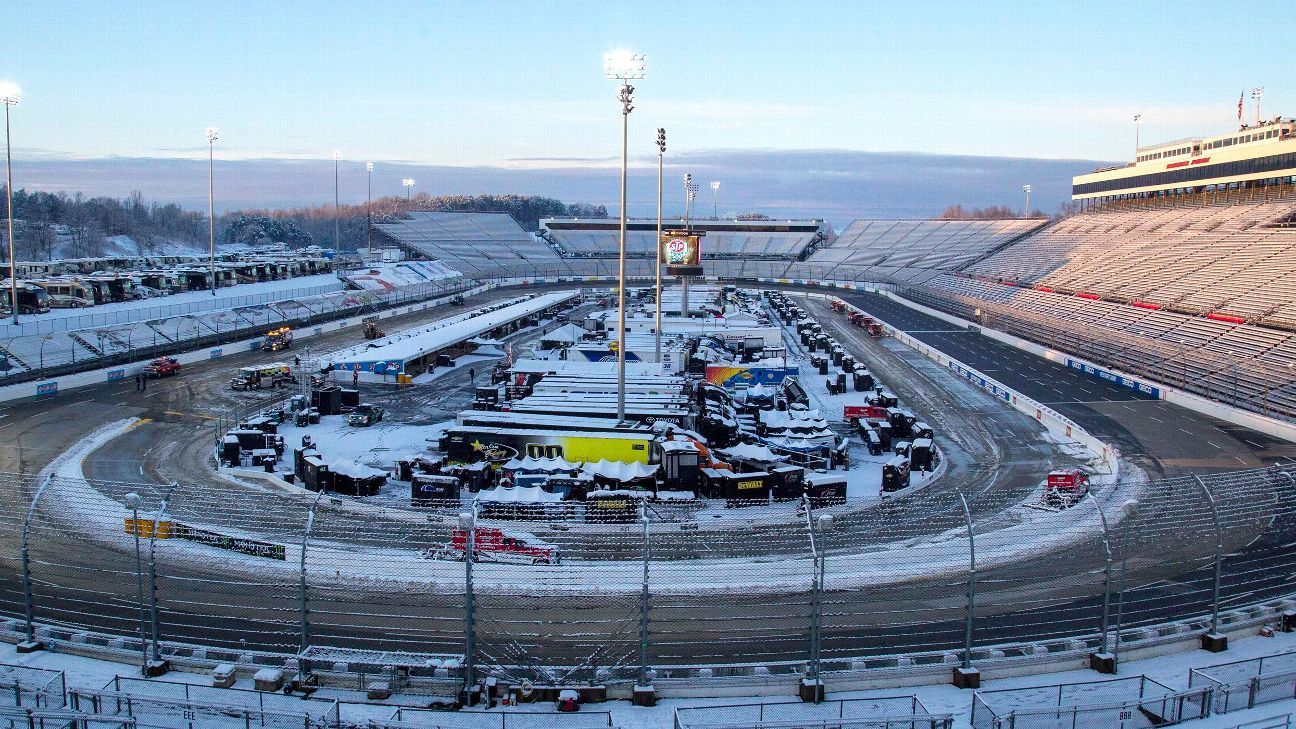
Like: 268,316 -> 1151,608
717,443 -> 787,463
501,455 -> 582,474
540,322 -> 590,344
582,459 -> 659,482
476,485 -> 565,503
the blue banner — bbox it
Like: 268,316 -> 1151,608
36,381 -> 58,398
1066,359 -> 1161,398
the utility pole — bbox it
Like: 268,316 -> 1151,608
206,127 -> 218,296
332,152 -> 341,257
365,162 -> 374,261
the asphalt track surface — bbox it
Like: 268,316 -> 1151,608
0,283 -> 1292,681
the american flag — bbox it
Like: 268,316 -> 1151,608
1239,91 -> 1244,120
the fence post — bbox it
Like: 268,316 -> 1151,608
1194,476 -> 1228,652
634,501 -> 655,706
1087,492 -> 1116,672
461,505 -> 478,705
144,482 -> 177,676
298,491 -> 322,675
800,494 -> 829,702
19,474 -> 54,652
954,492 -> 980,689
1112,499 -> 1139,671
124,491 -> 149,675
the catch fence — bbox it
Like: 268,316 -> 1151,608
0,464 -> 1293,692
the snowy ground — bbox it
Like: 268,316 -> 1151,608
4,629 -> 1295,727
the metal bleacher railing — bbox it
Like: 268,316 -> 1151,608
0,277 -> 473,387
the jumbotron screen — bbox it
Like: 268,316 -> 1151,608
661,229 -> 704,276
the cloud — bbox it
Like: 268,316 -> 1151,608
3,148 -> 1112,225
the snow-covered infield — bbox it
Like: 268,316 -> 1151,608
40,416 -> 1142,599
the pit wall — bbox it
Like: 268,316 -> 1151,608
799,292 -> 1118,476
870,288 -> 1296,446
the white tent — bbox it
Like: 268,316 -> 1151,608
540,322 -> 589,344
476,485 -> 565,503
582,459 -> 659,482
718,443 -> 787,463
502,455 -> 582,474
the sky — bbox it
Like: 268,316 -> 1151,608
1,0 -> 1290,217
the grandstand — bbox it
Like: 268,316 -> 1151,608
892,118 -> 1296,422
372,212 -> 567,276
961,191 -> 1296,328
539,218 -> 829,260
797,218 -> 1045,284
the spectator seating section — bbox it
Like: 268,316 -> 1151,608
373,212 -> 568,277
962,189 -> 1296,329
800,219 -> 1045,283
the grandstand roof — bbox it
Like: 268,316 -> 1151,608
539,217 -> 830,259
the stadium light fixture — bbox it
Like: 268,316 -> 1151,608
1133,114 -> 1142,156
655,128 -> 666,366
710,181 -> 721,219
365,162 -> 374,259
402,178 -> 415,201
2,82 -> 20,324
205,127 -> 219,296
332,152 -> 341,256
1252,87 -> 1265,125
1022,184 -> 1031,219
604,50 -> 644,423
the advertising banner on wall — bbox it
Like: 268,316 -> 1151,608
661,229 -> 704,276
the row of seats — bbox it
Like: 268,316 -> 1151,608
373,212 -> 566,277
801,219 -> 1044,280
962,190 -> 1296,328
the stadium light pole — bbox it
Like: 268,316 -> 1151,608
1022,184 -> 1031,219
655,128 -> 665,365
1133,114 -> 1141,158
710,181 -> 720,219
402,178 -> 415,202
604,49 -> 646,424
1252,87 -> 1265,125
332,152 -> 341,257
205,126 -> 218,297
1,82 -> 19,325
365,162 -> 374,261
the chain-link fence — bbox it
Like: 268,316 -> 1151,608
0,662 -> 65,709
674,695 -> 950,729
1191,650 -> 1296,714
1,465 -> 1294,693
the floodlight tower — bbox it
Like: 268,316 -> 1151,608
332,152 -> 341,256
604,49 -> 646,423
1022,184 -> 1031,218
710,181 -> 720,219
402,178 -> 415,201
1252,87 -> 1265,125
365,162 -> 374,260
655,128 -> 666,365
2,82 -> 20,324
1133,114 -> 1142,158
205,126 -> 218,296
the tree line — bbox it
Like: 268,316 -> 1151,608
0,188 -> 608,261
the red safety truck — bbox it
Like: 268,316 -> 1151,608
429,526 -> 561,565
1045,469 -> 1090,507
143,356 -> 181,378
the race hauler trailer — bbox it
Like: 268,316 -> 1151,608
456,410 -> 655,436
442,425 -> 654,466
263,326 -> 294,352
